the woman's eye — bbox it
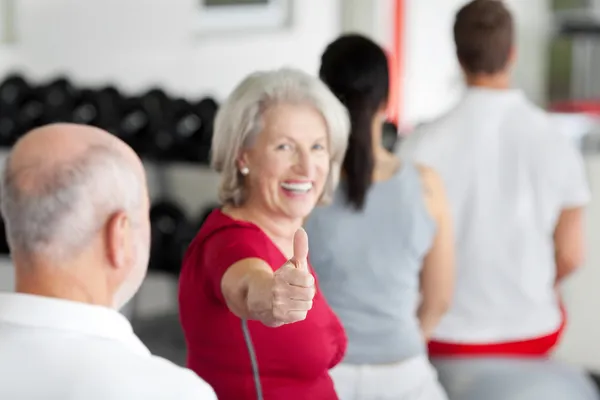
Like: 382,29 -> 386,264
276,143 -> 292,151
313,143 -> 326,151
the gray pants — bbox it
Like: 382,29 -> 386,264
432,357 -> 600,400
330,355 -> 448,400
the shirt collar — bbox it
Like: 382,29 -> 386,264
0,292 -> 150,356
464,86 -> 524,100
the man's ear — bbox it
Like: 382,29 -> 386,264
105,211 -> 133,272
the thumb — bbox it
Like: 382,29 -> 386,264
290,227 -> 309,270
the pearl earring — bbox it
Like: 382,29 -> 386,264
240,166 -> 249,176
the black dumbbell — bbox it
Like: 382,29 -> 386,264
39,76 -> 79,124
72,89 -> 98,125
172,97 -> 218,164
195,97 -> 219,164
149,200 -> 195,277
0,115 -> 18,147
119,89 -> 175,159
141,88 -> 170,117
0,74 -> 32,108
382,121 -> 398,152
171,98 -> 199,162
0,217 -> 9,255
0,74 -> 35,141
118,96 -> 152,156
141,88 -> 176,160
17,88 -> 45,134
72,86 -> 123,135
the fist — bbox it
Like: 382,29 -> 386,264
269,228 -> 316,327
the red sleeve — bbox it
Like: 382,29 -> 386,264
202,226 -> 272,302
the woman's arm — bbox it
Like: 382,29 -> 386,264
220,259 -> 276,321
220,229 -> 316,327
416,165 -> 455,340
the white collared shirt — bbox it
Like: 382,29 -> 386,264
0,292 -> 217,400
398,88 -> 591,344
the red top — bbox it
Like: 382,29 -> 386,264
178,209 -> 347,400
428,304 -> 567,358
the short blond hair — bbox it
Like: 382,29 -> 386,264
211,68 -> 350,206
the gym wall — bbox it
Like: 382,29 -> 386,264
1,0 -> 340,100
0,0 -> 553,134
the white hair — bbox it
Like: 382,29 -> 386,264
0,144 -> 143,262
211,67 -> 350,206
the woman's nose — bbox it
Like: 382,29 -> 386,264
295,149 -> 313,176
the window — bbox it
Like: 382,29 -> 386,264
204,0 -> 269,6
196,0 -> 291,34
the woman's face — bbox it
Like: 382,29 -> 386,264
240,103 -> 330,221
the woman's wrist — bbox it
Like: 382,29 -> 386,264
245,269 -> 278,325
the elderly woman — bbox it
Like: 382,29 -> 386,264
178,68 -> 350,400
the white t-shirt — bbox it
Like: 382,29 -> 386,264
398,87 -> 591,344
0,292 -> 217,400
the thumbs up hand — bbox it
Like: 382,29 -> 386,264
288,227 -> 310,271
263,228 -> 316,327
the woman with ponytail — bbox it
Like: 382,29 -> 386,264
304,34 -> 454,400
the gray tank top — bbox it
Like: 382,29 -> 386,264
304,162 -> 435,364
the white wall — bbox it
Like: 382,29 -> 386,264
555,154 -> 600,372
340,0 -> 395,47
400,0 -> 552,128
400,0 -> 464,127
2,0 -> 340,100
508,0 -> 552,105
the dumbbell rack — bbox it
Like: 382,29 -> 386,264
127,161 -> 171,324
0,73 -> 222,326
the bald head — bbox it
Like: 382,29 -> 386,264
7,123 -> 143,192
1,123 -> 147,262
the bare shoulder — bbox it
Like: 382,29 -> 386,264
414,163 -> 447,219
415,164 -> 444,196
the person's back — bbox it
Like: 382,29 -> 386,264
305,34 -> 454,400
0,123 -> 216,400
401,88 -> 577,345
399,1 -> 597,399
0,294 -> 212,400
306,162 -> 436,363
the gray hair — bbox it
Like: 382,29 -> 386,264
211,67 -> 350,206
0,145 -> 143,262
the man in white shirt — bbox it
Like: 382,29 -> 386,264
0,123 -> 217,400
398,1 -> 597,399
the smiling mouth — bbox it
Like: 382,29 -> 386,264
281,181 -> 313,194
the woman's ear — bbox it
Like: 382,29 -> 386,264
237,151 -> 251,172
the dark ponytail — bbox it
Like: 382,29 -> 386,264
341,93 -> 375,210
319,34 -> 390,211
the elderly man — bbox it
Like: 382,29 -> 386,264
0,123 -> 216,399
